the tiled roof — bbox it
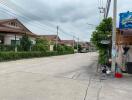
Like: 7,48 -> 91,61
0,19 -> 36,37
60,40 -> 75,46
0,19 -> 15,24
38,35 -> 60,41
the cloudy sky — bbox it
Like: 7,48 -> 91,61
0,0 -> 131,41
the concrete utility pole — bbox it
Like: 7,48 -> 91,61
111,0 -> 117,72
77,37 -> 79,53
99,7 -> 106,18
73,36 -> 75,49
56,26 -> 59,50
14,34 -> 17,52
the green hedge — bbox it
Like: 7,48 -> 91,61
0,51 -> 74,62
0,45 -> 14,51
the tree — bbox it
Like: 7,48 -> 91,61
91,17 -> 112,64
33,38 -> 49,52
74,44 -> 83,52
20,34 -> 32,51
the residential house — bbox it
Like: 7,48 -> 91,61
60,40 -> 75,47
38,35 -> 61,44
38,35 -> 61,51
0,19 -> 36,45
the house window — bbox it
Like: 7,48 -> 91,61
11,40 -> 20,45
9,22 -> 17,27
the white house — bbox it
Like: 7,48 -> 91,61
0,19 -> 36,45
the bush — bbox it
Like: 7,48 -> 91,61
54,44 -> 74,54
0,44 -> 14,51
20,34 -> 32,51
32,38 -> 49,52
0,51 -> 74,62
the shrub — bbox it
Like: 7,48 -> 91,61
0,44 -> 14,51
20,34 -> 32,51
54,44 -> 74,54
32,38 -> 49,52
0,51 -> 73,62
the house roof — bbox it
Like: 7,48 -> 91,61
0,19 -> 36,37
38,35 -> 61,41
60,40 -> 75,45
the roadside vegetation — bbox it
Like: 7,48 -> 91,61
91,17 -> 112,64
0,34 -> 74,62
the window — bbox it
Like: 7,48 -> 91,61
11,40 -> 20,46
9,22 -> 17,27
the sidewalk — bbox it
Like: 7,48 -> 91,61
83,73 -> 132,100
100,74 -> 132,100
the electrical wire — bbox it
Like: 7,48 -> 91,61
0,0 -> 85,41
0,0 -> 57,29
0,7 -> 56,33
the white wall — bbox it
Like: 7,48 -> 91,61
4,34 -> 36,45
50,45 -> 54,51
4,34 -> 22,45
30,37 -> 36,45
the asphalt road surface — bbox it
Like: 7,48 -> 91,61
0,52 -> 131,100
0,52 -> 99,100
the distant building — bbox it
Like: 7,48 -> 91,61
60,40 -> 75,47
79,42 -> 90,50
38,35 -> 61,51
78,42 -> 96,52
38,35 -> 61,44
0,19 -> 36,45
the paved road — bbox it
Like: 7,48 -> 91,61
0,52 -> 100,100
0,52 -> 132,100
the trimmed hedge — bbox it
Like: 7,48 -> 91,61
0,51 -> 74,62
0,44 -> 14,51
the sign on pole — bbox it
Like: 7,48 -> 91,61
119,11 -> 132,29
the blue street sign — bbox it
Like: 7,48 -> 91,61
119,11 -> 132,29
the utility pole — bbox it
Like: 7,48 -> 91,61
14,34 -> 17,52
111,0 -> 117,72
99,7 -> 105,18
77,37 -> 79,53
73,36 -> 75,49
56,26 -> 59,50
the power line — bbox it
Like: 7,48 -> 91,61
0,0 -> 57,29
105,0 -> 111,18
0,0 -> 85,41
0,7 -> 77,39
0,4 -> 57,33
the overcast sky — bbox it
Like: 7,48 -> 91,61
0,0 -> 131,41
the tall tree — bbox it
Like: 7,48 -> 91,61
20,34 -> 32,51
91,17 -> 112,64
